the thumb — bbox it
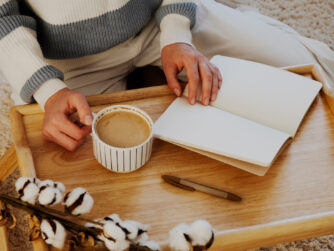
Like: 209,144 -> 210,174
71,93 -> 93,126
164,65 -> 182,97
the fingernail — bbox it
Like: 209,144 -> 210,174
85,115 -> 93,126
211,94 -> 217,101
174,88 -> 180,97
204,98 -> 209,106
191,98 -> 195,105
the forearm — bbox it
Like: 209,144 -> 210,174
155,0 -> 198,49
0,0 -> 66,107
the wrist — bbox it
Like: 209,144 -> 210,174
159,14 -> 193,50
162,42 -> 193,52
33,79 -> 68,111
44,87 -> 71,111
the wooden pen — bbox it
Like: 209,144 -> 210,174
162,175 -> 242,202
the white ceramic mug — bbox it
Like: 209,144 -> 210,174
92,105 -> 154,173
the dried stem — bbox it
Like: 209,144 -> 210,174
31,200 -> 103,226
0,193 -> 102,225
0,194 -> 99,237
0,194 -> 157,251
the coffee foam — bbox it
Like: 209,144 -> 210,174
96,110 -> 151,148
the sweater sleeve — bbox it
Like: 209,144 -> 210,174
0,0 -> 66,106
155,0 -> 197,50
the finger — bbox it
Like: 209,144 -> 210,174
48,129 -> 81,151
57,115 -> 91,141
198,60 -> 213,106
71,93 -> 93,126
185,60 -> 200,105
210,66 -> 219,102
216,66 -> 223,89
164,64 -> 182,97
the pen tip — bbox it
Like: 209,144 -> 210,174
227,193 -> 242,202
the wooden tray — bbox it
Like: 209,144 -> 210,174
8,64 -> 334,251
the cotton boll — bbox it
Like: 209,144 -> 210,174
63,187 -> 94,215
103,221 -> 126,241
118,220 -> 149,241
15,177 -> 32,192
70,192 -> 93,215
169,223 -> 192,251
15,177 -> 27,192
38,179 -> 55,188
41,219 -> 55,245
31,177 -> 41,185
38,180 -> 65,193
52,221 -> 67,249
136,232 -> 149,244
85,221 -> 104,241
103,221 -> 130,251
15,177 -> 39,204
38,186 -> 63,206
21,183 -> 39,204
118,220 -> 138,240
189,220 -> 214,247
104,214 -> 122,224
140,240 -> 161,251
104,238 -> 130,251
40,219 -> 66,249
15,177 -> 40,191
54,182 -> 65,193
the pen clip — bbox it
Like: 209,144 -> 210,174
162,175 -> 195,192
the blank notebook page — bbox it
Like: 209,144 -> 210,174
154,98 -> 290,167
184,56 -> 322,136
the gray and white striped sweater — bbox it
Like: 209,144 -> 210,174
0,0 -> 197,105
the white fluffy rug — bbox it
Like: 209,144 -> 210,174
0,77 -> 13,156
236,0 -> 334,51
1,0 -> 334,250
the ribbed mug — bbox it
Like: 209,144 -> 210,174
92,105 -> 154,172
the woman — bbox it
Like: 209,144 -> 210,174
0,0 -> 333,150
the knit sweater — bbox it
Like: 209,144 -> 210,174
0,0 -> 197,106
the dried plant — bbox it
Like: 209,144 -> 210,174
0,177 -> 215,251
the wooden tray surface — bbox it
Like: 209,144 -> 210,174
9,69 -> 334,250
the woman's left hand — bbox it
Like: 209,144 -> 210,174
161,43 -> 222,105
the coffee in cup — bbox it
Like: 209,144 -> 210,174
96,111 -> 151,148
92,105 -> 154,173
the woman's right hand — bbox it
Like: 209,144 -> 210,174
43,88 -> 93,151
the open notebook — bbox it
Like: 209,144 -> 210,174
153,56 -> 322,176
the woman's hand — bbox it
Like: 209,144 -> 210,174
43,88 -> 93,151
161,43 -> 222,105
